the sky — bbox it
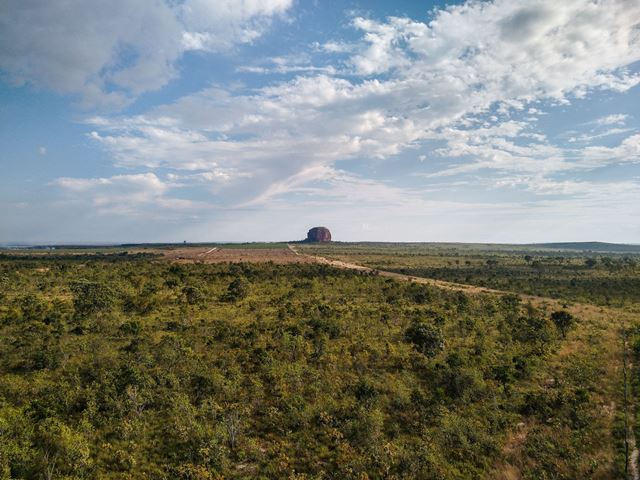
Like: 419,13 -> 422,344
1,0 -> 639,244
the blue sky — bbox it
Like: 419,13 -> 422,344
1,0 -> 639,243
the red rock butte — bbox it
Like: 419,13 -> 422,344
306,226 -> 332,242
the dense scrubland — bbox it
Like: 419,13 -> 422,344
0,246 -> 637,479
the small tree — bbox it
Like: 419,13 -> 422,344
70,280 -> 115,317
35,418 -> 92,479
223,278 -> 248,303
405,321 -> 444,357
18,294 -> 49,322
551,310 -> 575,339
224,410 -> 241,451
354,378 -> 378,406
511,304 -> 553,355
584,258 -> 597,268
182,284 -> 206,306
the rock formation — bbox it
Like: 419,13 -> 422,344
306,226 -> 331,242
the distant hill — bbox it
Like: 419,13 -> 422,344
526,242 -> 640,253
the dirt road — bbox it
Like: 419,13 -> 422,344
288,244 -> 523,297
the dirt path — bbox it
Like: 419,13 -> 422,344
290,245 -> 548,300
625,342 -> 639,480
630,421 -> 639,480
291,246 -> 640,318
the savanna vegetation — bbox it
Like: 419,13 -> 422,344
0,246 -> 635,479
298,243 -> 640,310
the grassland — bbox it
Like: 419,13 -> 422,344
0,243 -> 638,479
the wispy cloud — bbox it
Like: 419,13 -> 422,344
53,173 -> 203,216
567,127 -> 635,144
588,113 -> 630,126
237,54 -> 337,75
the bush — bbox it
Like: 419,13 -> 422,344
354,378 -> 378,406
183,284 -> 206,306
69,280 -> 116,317
405,321 -> 444,357
34,418 -> 92,478
119,320 -> 142,335
511,307 -> 553,355
222,278 -> 248,303
18,294 -> 49,322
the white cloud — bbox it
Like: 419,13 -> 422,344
314,41 -> 357,54
581,133 -> 640,167
0,0 -> 292,107
38,147 -> 47,156
84,75 -> 426,205
55,173 -> 166,194
590,113 -> 630,126
349,17 -> 423,75
350,0 -> 640,100
237,54 -> 337,75
567,127 -> 635,144
427,121 -> 570,178
492,174 -> 640,198
180,0 -> 291,52
52,173 -> 201,216
430,121 -> 640,182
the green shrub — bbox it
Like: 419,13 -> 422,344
405,320 -> 444,357
70,280 -> 116,317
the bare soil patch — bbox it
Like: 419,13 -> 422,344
162,246 -> 317,264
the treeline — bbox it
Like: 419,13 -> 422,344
0,251 -> 159,263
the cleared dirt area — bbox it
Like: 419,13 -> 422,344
161,246 -> 317,264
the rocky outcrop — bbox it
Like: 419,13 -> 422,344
306,226 -> 332,242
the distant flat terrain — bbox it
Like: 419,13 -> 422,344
159,245 -> 316,264
4,240 -> 639,254
305,241 -> 640,254
526,241 -> 640,253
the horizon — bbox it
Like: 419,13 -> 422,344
2,0 -> 640,243
3,239 -> 640,249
